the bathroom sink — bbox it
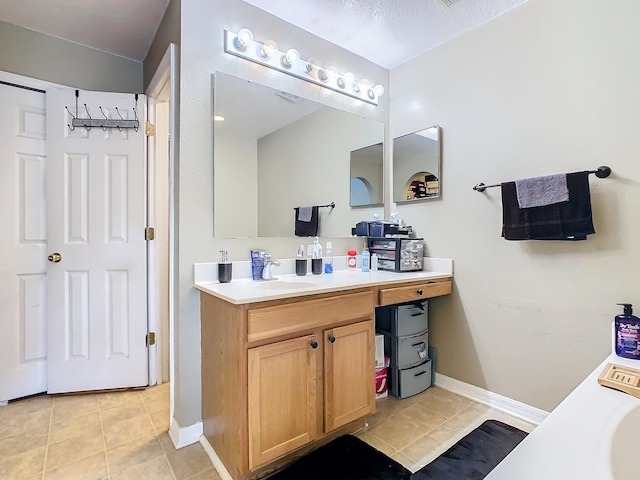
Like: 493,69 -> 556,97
610,405 -> 640,480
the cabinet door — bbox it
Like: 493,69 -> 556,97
324,320 -> 375,432
248,335 -> 318,469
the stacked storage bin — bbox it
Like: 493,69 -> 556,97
375,301 -> 431,398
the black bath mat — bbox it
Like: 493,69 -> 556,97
268,434 -> 411,480
412,419 -> 528,479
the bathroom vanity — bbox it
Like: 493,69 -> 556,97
195,263 -> 452,480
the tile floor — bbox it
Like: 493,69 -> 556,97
0,384 -> 535,479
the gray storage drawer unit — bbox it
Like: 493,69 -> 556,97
375,300 -> 432,399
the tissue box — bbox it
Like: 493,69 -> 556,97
375,367 -> 388,398
375,334 -> 385,368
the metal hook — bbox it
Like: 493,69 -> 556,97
83,104 -> 92,131
115,107 -> 124,132
132,107 -> 139,132
99,106 -> 109,131
65,106 -> 76,131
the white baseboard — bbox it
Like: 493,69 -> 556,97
200,435 -> 233,480
168,417 -> 203,449
0,400 -> 7,406
435,373 -> 549,425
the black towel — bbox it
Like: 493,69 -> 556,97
294,206 -> 319,237
502,171 -> 595,241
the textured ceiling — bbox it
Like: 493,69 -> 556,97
0,0 -> 170,61
0,0 -> 526,66
242,0 -> 528,68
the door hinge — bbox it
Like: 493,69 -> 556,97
145,122 -> 156,136
146,332 -> 156,347
145,227 -> 155,240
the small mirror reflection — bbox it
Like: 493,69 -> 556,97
393,126 -> 442,203
350,142 -> 383,207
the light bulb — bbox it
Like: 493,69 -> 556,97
317,68 -> 329,82
305,58 -> 320,74
258,40 -> 278,59
354,78 -> 369,94
373,84 -> 385,97
281,48 -> 300,68
337,72 -> 355,89
234,28 -> 253,51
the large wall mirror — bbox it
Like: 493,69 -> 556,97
213,72 -> 384,238
392,125 -> 442,203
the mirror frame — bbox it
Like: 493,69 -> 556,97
392,125 -> 442,203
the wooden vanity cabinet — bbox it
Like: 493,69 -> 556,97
201,289 -> 375,480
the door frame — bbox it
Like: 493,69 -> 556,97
0,68 -> 159,391
145,43 -> 177,418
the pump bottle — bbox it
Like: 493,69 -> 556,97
615,303 -> 640,360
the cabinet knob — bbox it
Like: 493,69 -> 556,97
328,335 -> 336,343
310,341 -> 319,349
417,289 -> 423,295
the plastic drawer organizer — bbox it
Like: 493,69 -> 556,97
376,301 -> 431,398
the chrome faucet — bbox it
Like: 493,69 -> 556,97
262,252 -> 281,280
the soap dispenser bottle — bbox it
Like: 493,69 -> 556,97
218,250 -> 232,283
361,242 -> 370,272
615,303 -> 640,359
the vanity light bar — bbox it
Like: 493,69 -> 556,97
224,29 -> 385,106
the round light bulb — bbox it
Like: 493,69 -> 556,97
337,72 -> 355,89
234,28 -> 253,51
259,40 -> 278,59
354,78 -> 369,94
317,68 -> 329,82
305,57 -> 320,74
373,84 -> 385,97
281,48 -> 300,68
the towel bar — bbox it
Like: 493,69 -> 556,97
473,166 -> 611,192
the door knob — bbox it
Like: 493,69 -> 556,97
48,253 -> 62,263
328,335 -> 336,343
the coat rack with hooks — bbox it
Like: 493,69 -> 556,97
65,90 -> 140,132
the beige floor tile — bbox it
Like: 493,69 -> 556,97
48,412 -> 102,444
149,408 -> 170,434
5,394 -> 53,416
0,407 -> 51,439
389,450 -> 418,472
417,389 -> 474,418
356,430 -> 396,456
0,430 -> 49,458
394,403 -> 448,432
140,382 -> 170,399
44,451 -> 108,480
100,402 -> 148,425
110,455 -> 175,480
0,445 -> 46,479
449,403 -> 494,429
97,390 -> 144,411
106,436 -> 164,475
424,418 -> 474,445
366,397 -> 408,428
158,432 -> 178,455
366,413 -> 428,451
141,390 -> 169,414
484,408 -> 538,433
45,427 -> 105,470
166,442 -> 214,480
103,413 -> 156,449
186,468 -> 223,480
399,433 -> 447,469
51,394 -> 99,423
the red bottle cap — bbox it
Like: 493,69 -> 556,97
347,250 -> 357,255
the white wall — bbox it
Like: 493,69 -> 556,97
176,0 -> 389,428
390,0 -> 640,411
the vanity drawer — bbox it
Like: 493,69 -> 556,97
378,279 -> 451,306
247,290 -> 374,343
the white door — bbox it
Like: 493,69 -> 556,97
0,83 -> 47,402
46,88 -> 148,393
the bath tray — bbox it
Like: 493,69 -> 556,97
598,363 -> 640,399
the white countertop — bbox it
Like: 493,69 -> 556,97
194,257 -> 452,305
486,349 -> 640,480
